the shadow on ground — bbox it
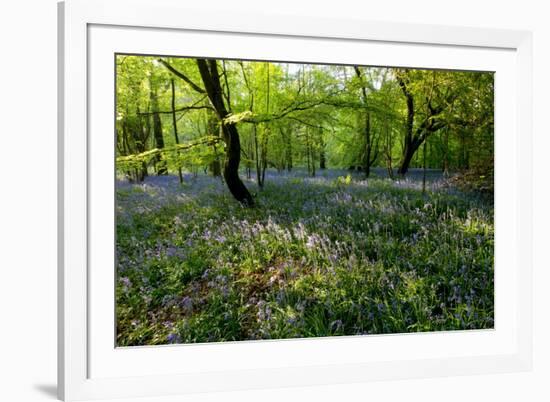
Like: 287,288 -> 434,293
33,383 -> 57,399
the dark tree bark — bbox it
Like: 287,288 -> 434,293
170,79 -> 184,184
160,58 -> 253,205
118,120 -> 134,180
279,127 -> 293,172
422,140 -> 427,193
150,81 -> 167,175
354,66 -> 378,178
260,63 -> 270,187
460,129 -> 470,170
134,106 -> 150,181
253,124 -> 262,188
239,61 -> 254,180
286,130 -> 293,172
399,115 -> 444,175
305,127 -> 315,177
319,134 -> 326,170
196,59 -> 254,206
363,112 -> 372,177
246,140 -> 253,179
396,70 -> 415,175
158,59 -> 206,94
396,70 -> 446,175
260,129 -> 268,187
382,106 -> 394,179
207,114 -> 221,177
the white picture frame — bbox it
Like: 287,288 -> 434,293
58,0 -> 533,400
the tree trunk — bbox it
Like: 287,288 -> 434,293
196,59 -> 254,206
398,141 -> 419,175
443,128 -> 450,176
285,128 -> 293,171
260,132 -> 268,187
119,121 -> 134,180
222,123 -> 254,205
135,106 -> 149,181
207,114 -> 221,177
319,133 -> 326,170
354,67 -> 377,178
254,123 -> 262,188
305,127 -> 313,176
170,79 -> 184,184
259,63 -> 270,187
384,115 -> 394,179
246,139 -> 252,179
422,140 -> 427,193
396,70 -> 415,176
397,70 -> 445,176
310,145 -> 316,177
150,81 -> 167,175
363,112 -> 371,178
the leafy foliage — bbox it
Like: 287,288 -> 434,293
116,55 -> 494,188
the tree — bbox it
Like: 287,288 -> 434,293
170,79 -> 184,183
159,58 -> 254,205
396,69 -> 450,175
117,55 -> 494,195
198,59 -> 254,204
353,66 -> 379,178
149,76 -> 167,175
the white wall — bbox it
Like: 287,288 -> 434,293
1,1 -> 547,401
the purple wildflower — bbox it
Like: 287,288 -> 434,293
167,332 -> 181,344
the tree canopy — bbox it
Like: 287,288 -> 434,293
116,55 -> 494,202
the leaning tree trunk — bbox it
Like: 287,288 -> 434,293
396,70 -> 415,176
398,140 -> 421,175
222,123 -> 254,205
397,70 -> 445,176
196,58 -> 254,206
398,146 -> 412,175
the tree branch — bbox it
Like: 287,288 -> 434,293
116,136 -> 222,164
139,104 -> 213,115
158,59 -> 206,94
286,116 -> 325,130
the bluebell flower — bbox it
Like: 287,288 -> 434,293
167,332 -> 181,344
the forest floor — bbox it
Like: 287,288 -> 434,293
115,168 -> 494,346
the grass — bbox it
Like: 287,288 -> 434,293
115,168 -> 494,346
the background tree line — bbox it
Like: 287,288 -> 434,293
116,55 -> 494,204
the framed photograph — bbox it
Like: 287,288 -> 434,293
58,0 -> 533,400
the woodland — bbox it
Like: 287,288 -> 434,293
115,55 -> 494,345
